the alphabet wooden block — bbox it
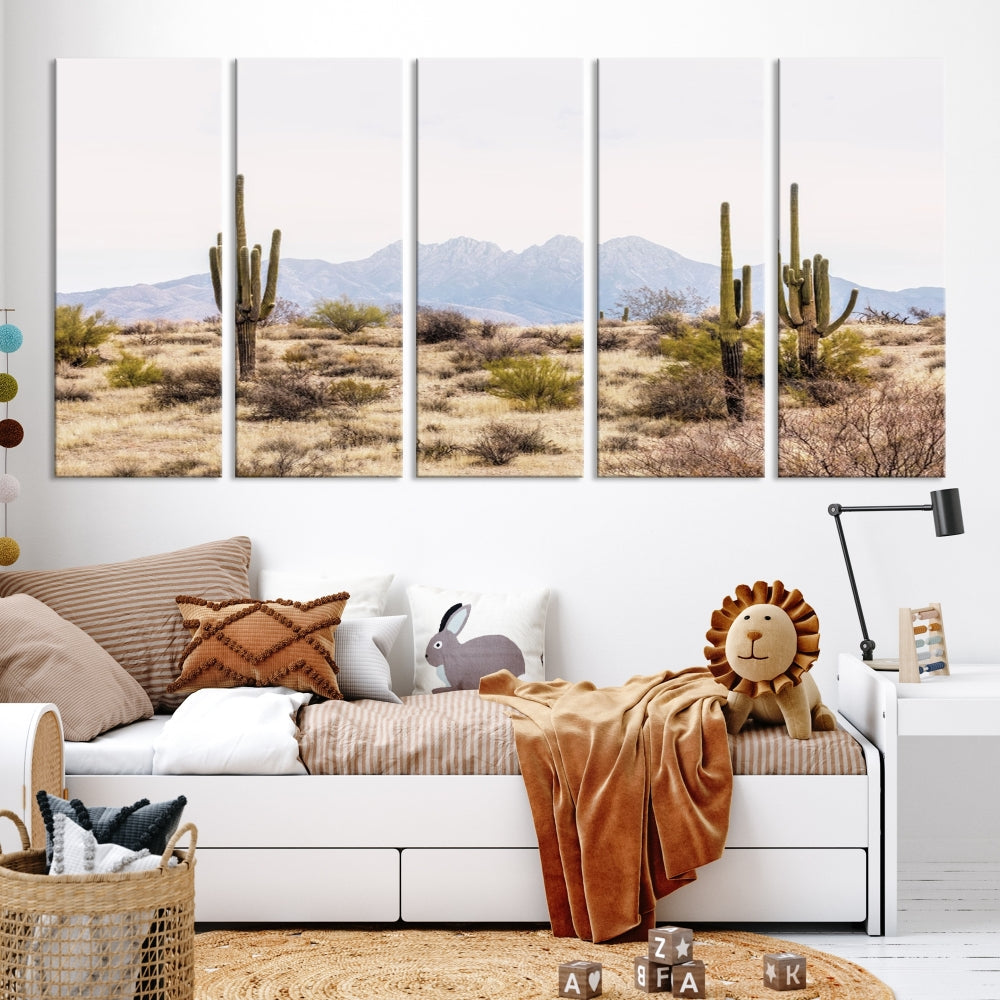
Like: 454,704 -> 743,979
648,925 -> 694,965
558,960 -> 602,998
764,952 -> 807,991
633,956 -> 672,993
671,960 -> 706,998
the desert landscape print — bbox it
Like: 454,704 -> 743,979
597,59 -> 766,478
55,59 -> 224,477
778,58 -> 945,477
234,58 -> 403,477
416,58 -> 584,477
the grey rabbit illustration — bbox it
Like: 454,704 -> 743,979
426,602 -> 526,692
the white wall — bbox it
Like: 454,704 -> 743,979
4,0 -> 999,859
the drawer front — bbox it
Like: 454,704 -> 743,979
401,849 -> 549,922
194,848 -> 400,922
656,848 -> 867,923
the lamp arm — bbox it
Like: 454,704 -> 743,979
828,503 -> 877,661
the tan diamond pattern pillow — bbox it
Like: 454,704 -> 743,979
167,594 -> 349,700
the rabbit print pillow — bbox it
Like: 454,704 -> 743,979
407,584 -> 549,695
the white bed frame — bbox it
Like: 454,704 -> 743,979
64,712 -> 884,934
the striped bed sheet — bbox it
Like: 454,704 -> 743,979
297,689 -> 867,777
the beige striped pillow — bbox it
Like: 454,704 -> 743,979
0,594 -> 153,741
0,536 -> 252,711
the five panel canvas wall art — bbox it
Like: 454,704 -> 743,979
54,57 -> 945,479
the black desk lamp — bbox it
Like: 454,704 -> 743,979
828,488 -> 964,661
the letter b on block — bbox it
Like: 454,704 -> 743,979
558,961 -> 602,998
763,952 -> 807,991
634,956 -> 672,993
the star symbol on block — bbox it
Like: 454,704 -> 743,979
766,961 -> 777,983
676,937 -> 691,959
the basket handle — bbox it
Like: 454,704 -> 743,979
0,809 -> 32,852
161,821 -> 198,869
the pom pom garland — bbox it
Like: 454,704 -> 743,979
0,474 -> 19,504
0,419 -> 23,448
0,324 -> 23,354
0,536 -> 20,566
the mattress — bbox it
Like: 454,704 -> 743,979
64,690 -> 867,777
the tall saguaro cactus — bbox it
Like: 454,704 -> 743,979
719,202 -> 752,422
210,174 -> 281,380
777,183 -> 858,378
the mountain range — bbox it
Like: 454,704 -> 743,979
56,235 -> 944,326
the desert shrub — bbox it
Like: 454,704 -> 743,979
54,304 -> 119,366
484,356 -> 581,411
600,418 -> 764,478
246,365 -> 327,421
106,351 -> 164,388
454,327 -> 528,364
597,327 -> 627,351
120,320 -> 163,346
306,295 -> 387,334
417,308 -> 470,344
239,434 -> 319,477
150,363 -> 222,408
54,380 -> 93,403
319,350 -> 396,380
467,421 -> 558,466
328,378 -> 389,406
778,379 -> 945,477
418,437 -> 463,462
615,285 -> 707,323
637,365 -> 727,422
819,327 -> 878,381
262,297 -> 307,328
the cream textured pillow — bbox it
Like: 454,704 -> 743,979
0,594 -> 153,741
257,570 -> 394,619
0,536 -> 252,710
407,584 -> 549,695
167,594 -> 349,699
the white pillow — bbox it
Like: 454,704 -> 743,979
335,615 -> 406,703
257,570 -> 393,619
407,584 -> 548,695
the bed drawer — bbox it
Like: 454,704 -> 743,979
656,848 -> 868,923
401,848 -> 550,922
194,848 -> 400,923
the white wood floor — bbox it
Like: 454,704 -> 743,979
772,863 -> 1000,999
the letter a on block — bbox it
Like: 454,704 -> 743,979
565,974 -> 580,995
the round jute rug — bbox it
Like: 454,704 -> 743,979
193,927 -> 894,1000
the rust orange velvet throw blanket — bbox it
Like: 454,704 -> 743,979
479,667 -> 733,943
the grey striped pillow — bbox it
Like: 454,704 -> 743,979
0,536 -> 252,711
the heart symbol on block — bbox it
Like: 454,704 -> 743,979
588,970 -> 601,991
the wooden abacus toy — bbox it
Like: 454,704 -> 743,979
898,603 -> 950,683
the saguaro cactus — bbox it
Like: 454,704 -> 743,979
777,183 -> 858,378
210,174 -> 281,380
719,202 -> 752,422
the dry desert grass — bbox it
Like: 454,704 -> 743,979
236,320 -> 402,477
416,320 -> 583,477
55,322 -> 222,477
778,317 -> 946,478
597,320 -> 765,478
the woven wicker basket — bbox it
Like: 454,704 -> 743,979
0,809 -> 196,1000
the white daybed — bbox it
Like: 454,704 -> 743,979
60,707 -> 883,934
0,537 -> 886,935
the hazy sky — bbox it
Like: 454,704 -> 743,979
780,58 -> 945,291
600,58 -> 765,269
418,58 -> 584,250
238,58 -> 402,263
57,59 -> 222,293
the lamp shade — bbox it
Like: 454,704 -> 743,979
931,488 -> 964,537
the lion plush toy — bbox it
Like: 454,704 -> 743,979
704,580 -> 837,740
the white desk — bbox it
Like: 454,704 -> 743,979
837,655 -> 1000,933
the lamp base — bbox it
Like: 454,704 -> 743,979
867,657 -> 901,672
